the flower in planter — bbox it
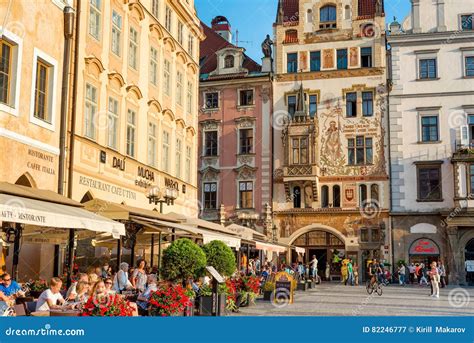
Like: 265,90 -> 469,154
148,284 -> 192,317
80,294 -> 134,317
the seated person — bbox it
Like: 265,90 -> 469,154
137,274 -> 158,316
0,273 -> 22,297
91,280 -> 107,298
65,273 -> 88,300
36,278 -> 71,312
104,278 -> 116,295
74,281 -> 90,304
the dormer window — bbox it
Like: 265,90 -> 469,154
224,55 -> 234,68
320,5 -> 336,29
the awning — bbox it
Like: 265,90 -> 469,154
201,232 -> 241,249
226,223 -> 266,241
255,241 -> 287,253
295,247 -> 306,254
0,194 -> 125,238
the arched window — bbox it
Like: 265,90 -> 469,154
321,185 -> 329,208
370,184 -> 379,204
293,186 -> 301,208
333,185 -> 341,208
359,184 -> 368,206
344,5 -> 351,20
320,5 -> 336,23
224,55 -> 234,68
307,9 -> 313,23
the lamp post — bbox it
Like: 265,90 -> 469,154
146,185 -> 178,214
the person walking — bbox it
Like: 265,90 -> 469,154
438,261 -> 446,288
429,261 -> 440,298
408,263 -> 416,284
398,263 -> 406,286
310,255 -> 318,280
347,259 -> 354,286
418,263 -> 428,286
353,263 -> 359,286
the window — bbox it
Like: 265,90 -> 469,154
417,165 -> 442,201
126,109 -> 136,157
177,21 -> 184,45
185,146 -> 192,183
176,139 -> 182,178
333,185 -> 341,208
111,10 -> 122,56
165,6 -> 172,32
344,5 -> 351,20
421,116 -> 439,142
176,71 -> 183,105
287,53 -> 298,73
150,47 -> 158,85
371,229 -> 380,242
310,51 -> 321,72
89,0 -> 101,40
360,228 -> 369,242
337,49 -> 348,70
204,131 -> 218,156
204,183 -> 217,209
163,59 -> 170,95
359,184 -> 368,206
419,59 -> 437,79
239,128 -> 253,154
187,81 -> 193,113
306,9 -> 313,23
470,164 -> 474,195
239,181 -> 253,209
151,0 -> 159,18
361,47 -> 372,68
309,94 -> 317,118
362,91 -> 373,117
292,137 -> 308,165
321,185 -> 329,208
224,55 -> 234,68
293,186 -> 301,208
320,5 -> 336,24
162,131 -> 170,172
0,40 -> 13,105
84,83 -> 97,139
461,14 -> 473,30
346,92 -> 357,117
188,35 -> 194,56
239,89 -> 254,106
128,27 -> 138,70
288,95 -> 297,116
148,122 -> 157,166
107,97 -> 119,149
466,56 -> 474,77
348,136 -> 373,165
205,92 -> 218,109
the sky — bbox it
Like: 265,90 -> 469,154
195,0 -> 411,62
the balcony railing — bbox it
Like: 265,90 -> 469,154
454,140 -> 474,152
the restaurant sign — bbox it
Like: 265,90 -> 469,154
409,239 -> 440,255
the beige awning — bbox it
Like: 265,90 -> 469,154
0,194 -> 125,238
226,223 -> 266,241
255,241 -> 287,253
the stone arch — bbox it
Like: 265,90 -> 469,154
128,2 -> 145,21
126,85 -> 143,100
186,126 -> 196,137
187,63 -> 198,75
108,72 -> 126,88
286,224 -> 349,246
163,109 -> 175,121
148,99 -> 162,113
176,51 -> 188,65
149,24 -> 164,40
15,173 -> 36,188
163,37 -> 176,52
175,118 -> 186,130
85,56 -> 105,76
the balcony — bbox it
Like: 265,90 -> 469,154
453,140 -> 474,162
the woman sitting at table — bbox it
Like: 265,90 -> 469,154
136,274 -> 158,316
36,278 -> 72,312
91,280 -> 106,298
131,259 -> 147,293
74,281 -> 90,304
104,278 -> 115,295
113,262 -> 131,293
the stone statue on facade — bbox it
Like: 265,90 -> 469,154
261,34 -> 273,58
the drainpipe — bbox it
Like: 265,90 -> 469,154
67,0 -> 81,199
58,6 -> 74,196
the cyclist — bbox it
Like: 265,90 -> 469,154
368,259 -> 378,286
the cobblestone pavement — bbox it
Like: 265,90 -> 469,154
233,283 -> 474,316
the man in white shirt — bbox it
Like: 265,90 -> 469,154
36,277 -> 69,312
310,255 -> 318,281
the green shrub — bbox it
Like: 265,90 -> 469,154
202,240 -> 236,277
161,238 -> 207,282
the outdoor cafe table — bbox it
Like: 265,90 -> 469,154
31,309 -> 81,317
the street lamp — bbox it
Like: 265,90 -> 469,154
146,185 -> 178,213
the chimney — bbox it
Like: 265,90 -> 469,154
410,0 -> 422,33
211,16 -> 232,43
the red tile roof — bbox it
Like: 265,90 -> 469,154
199,21 -> 261,76
358,0 -> 384,18
279,0 -> 299,24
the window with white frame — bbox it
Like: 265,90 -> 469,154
84,83 -> 97,139
176,71 -> 183,106
162,130 -> 170,172
89,0 -> 101,40
126,109 -> 136,157
111,10 -> 122,56
205,92 -> 219,109
178,21 -> 184,45
128,27 -> 138,70
461,14 -> 473,31
163,59 -> 171,95
469,164 -> 474,195
239,89 -> 254,106
204,182 -> 217,209
107,97 -> 119,149
150,47 -> 158,85
239,128 -> 253,154
148,121 -> 157,166
176,138 -> 182,178
188,34 -> 194,56
465,55 -> 474,77
348,136 -> 373,165
420,114 -> 439,142
239,181 -> 253,209
165,6 -> 172,32
291,137 -> 308,165
185,145 -> 192,183
187,81 -> 193,113
0,36 -> 21,111
204,130 -> 218,156
151,0 -> 159,19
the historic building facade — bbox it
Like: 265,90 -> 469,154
388,0 -> 474,285
68,0 -> 203,217
198,17 -> 273,234
272,0 -> 389,280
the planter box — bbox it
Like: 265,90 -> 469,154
263,290 -> 273,301
297,282 -> 308,291
198,294 -> 226,316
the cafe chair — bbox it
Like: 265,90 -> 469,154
25,301 -> 37,315
14,304 -> 27,316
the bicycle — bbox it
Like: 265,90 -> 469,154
365,278 -> 383,296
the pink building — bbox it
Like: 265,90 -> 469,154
198,17 -> 273,233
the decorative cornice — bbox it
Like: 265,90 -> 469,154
275,67 -> 384,82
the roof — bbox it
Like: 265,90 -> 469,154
276,0 -> 299,25
199,21 -> 261,76
358,0 -> 384,18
